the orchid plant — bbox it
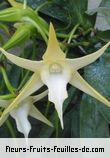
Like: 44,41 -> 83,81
0,0 -> 110,138
0,23 -> 110,129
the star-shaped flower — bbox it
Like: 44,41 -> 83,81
0,23 -> 110,128
0,90 -> 52,137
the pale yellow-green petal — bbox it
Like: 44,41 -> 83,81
67,42 -> 110,70
29,105 -> 53,127
32,90 -> 48,103
0,48 -> 43,72
43,23 -> 65,61
70,71 -> 110,107
1,73 -> 43,116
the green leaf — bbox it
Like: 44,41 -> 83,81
63,103 -> 80,138
80,54 -> 110,137
96,30 -> 110,42
100,0 -> 110,7
99,0 -> 110,26
87,0 -> 110,27
0,23 -> 10,36
17,0 -> 96,28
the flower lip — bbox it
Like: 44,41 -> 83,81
40,61 -> 72,128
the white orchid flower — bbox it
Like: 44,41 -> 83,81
0,23 -> 110,129
0,90 -> 53,137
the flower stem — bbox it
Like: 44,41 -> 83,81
65,23 -> 80,55
35,1 -> 52,12
0,53 -> 3,59
0,110 -> 16,138
23,0 -> 27,9
18,70 -> 30,90
6,120 -> 16,138
54,111 -> 59,138
63,41 -> 89,47
0,67 -> 16,94
0,94 -> 16,100
45,101 -> 50,116
57,33 -> 77,39
68,24 -> 80,44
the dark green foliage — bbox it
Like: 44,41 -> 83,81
80,54 -> 110,138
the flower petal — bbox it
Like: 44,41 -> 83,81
0,48 -> 43,72
41,64 -> 71,128
43,23 -> 65,61
70,71 -> 110,107
10,99 -> 32,137
32,90 -> 48,103
29,105 -> 53,127
67,42 -> 110,70
1,73 -> 43,116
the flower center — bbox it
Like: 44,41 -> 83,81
49,63 -> 62,73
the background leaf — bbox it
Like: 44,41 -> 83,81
87,0 -> 110,27
17,0 -> 96,28
80,53 -> 110,137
